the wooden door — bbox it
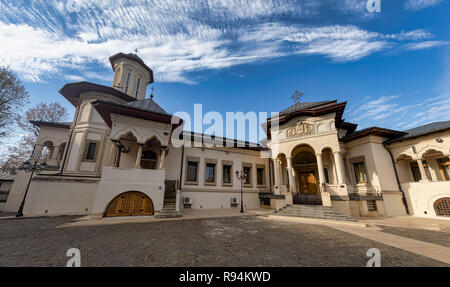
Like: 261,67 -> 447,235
298,172 -> 318,195
293,172 -> 321,205
105,191 -> 154,217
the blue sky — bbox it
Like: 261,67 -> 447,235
0,0 -> 449,144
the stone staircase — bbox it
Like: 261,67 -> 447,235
274,204 -> 356,221
155,180 -> 182,218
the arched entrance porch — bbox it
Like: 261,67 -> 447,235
291,145 -> 322,205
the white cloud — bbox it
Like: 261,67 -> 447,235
0,1 -> 446,84
403,41 -> 448,50
348,94 -> 450,130
404,0 -> 444,11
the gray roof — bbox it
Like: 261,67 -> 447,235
30,121 -> 72,129
0,174 -> 15,181
122,98 -> 170,115
387,121 -> 450,143
279,101 -> 336,115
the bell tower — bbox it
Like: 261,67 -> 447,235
109,52 -> 154,100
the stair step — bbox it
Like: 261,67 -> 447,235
275,205 -> 356,222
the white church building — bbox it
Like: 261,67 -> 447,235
1,52 -> 449,220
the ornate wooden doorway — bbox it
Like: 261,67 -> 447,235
293,172 -> 322,205
105,191 -> 154,217
291,148 -> 322,205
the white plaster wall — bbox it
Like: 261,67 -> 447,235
165,144 -> 183,181
1,171 -> 31,212
92,166 -> 166,216
181,191 -> 260,209
402,181 -> 450,218
22,178 -> 98,216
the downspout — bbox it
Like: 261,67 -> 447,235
268,158 -> 273,193
179,145 -> 185,190
385,144 -> 410,215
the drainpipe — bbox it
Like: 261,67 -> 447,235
179,145 -> 185,190
385,144 -> 410,215
268,158 -> 273,193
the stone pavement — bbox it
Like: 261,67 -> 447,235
358,216 -> 450,232
57,208 -> 272,228
265,215 -> 450,265
0,215 -> 447,267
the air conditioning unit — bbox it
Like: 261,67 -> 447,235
184,196 -> 193,208
231,197 -> 239,206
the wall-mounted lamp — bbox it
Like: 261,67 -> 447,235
436,138 -> 444,143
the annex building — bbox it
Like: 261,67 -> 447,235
1,52 -> 449,220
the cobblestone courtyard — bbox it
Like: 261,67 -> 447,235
0,215 -> 448,267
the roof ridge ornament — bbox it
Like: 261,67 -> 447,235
291,90 -> 303,104
150,86 -> 155,99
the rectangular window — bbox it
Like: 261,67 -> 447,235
223,165 -> 232,184
367,200 -> 377,212
187,161 -> 198,182
438,157 -> 450,181
205,163 -> 216,183
84,141 -> 98,161
135,78 -> 141,97
353,162 -> 367,184
410,161 -> 432,181
257,168 -> 265,186
410,162 -> 421,182
324,168 -> 330,184
243,167 -> 251,185
124,72 -> 131,94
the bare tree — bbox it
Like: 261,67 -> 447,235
0,67 -> 29,139
1,102 -> 69,174
17,102 -> 69,136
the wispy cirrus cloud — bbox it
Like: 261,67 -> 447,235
404,0 -> 444,11
403,41 -> 448,51
348,94 -> 450,130
0,0 -> 446,84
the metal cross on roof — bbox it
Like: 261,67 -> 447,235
149,86 -> 155,99
134,48 -> 139,55
291,90 -> 303,103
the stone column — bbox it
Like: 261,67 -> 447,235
417,159 -> 429,182
273,158 -> 280,195
134,144 -> 143,169
33,145 -> 43,160
316,153 -> 325,185
107,142 -> 116,166
316,152 -> 332,207
51,146 -> 61,160
287,157 -> 295,192
333,151 -> 345,184
159,147 -> 167,169
278,159 -> 284,185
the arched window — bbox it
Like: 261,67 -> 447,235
135,78 -> 141,97
141,150 -> 157,169
124,72 -> 131,94
41,141 -> 54,160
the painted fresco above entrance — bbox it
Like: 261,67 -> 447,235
287,122 -> 315,138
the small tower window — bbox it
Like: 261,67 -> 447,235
124,72 -> 131,94
135,78 -> 141,97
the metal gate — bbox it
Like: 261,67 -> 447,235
293,194 -> 322,205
